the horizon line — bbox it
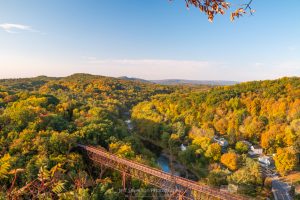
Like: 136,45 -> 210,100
0,73 -> 299,83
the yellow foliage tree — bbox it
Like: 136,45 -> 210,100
205,143 -> 221,161
274,147 -> 298,175
214,118 -> 228,135
109,142 -> 135,159
192,136 -> 211,151
0,154 -> 11,179
261,124 -> 286,153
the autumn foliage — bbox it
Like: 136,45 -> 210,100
183,0 -> 255,22
0,74 -> 174,199
1,74 -> 300,199
274,148 -> 298,175
132,76 -> 300,196
221,152 -> 238,171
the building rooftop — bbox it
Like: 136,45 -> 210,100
252,145 -> 262,149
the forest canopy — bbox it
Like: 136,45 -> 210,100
0,74 -> 176,199
0,74 -> 299,199
132,76 -> 300,196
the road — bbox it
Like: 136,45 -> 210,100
272,177 -> 293,200
260,165 -> 293,200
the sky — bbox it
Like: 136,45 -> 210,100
0,0 -> 300,81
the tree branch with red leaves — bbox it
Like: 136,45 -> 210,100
182,0 -> 255,22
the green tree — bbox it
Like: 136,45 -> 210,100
235,141 -> 249,154
205,143 -> 221,162
207,169 -> 228,187
228,158 -> 262,196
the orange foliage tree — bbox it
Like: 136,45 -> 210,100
221,152 -> 238,171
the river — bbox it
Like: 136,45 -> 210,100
124,116 -> 197,180
157,154 -> 170,173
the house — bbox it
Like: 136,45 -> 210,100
249,145 -> 263,155
213,137 -> 228,153
125,119 -> 133,130
213,137 -> 228,147
218,138 -> 229,147
258,155 -> 274,167
180,144 -> 187,151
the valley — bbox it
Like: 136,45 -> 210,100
0,74 -> 299,199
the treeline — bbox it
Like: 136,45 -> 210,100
132,77 -> 300,196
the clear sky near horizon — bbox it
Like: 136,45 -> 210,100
0,0 -> 300,81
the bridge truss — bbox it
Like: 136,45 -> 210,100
77,144 -> 248,200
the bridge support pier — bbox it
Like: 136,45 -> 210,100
122,172 -> 133,199
99,164 -> 106,179
122,172 -> 126,190
178,194 -> 183,200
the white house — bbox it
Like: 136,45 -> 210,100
249,145 -> 263,155
219,138 -> 229,147
125,119 -> 133,130
258,155 -> 274,166
180,144 -> 187,151
213,137 -> 229,147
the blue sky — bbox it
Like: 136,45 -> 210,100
0,0 -> 300,81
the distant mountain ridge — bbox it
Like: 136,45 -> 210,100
118,76 -> 151,83
0,74 -> 237,88
119,76 -> 238,86
151,79 -> 238,86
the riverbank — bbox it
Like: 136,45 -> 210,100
124,117 -> 199,181
135,134 -> 199,180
